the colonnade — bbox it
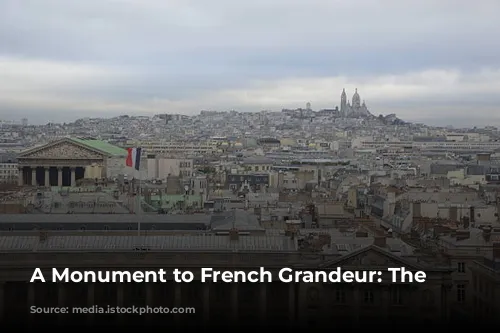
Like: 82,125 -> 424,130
0,281 -> 296,325
0,281 -> 448,325
17,166 -> 85,187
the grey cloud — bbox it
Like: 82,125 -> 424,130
0,0 -> 500,123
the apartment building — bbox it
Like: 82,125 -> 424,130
0,162 -> 18,184
469,242 -> 500,320
438,227 -> 500,318
126,141 -> 217,155
146,157 -> 194,179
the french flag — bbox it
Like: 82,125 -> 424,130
126,147 -> 142,171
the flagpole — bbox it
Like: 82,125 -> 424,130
127,146 -> 142,238
136,164 -> 141,237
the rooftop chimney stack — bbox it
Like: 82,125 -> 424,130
229,228 -> 239,241
285,220 -> 301,239
482,226 -> 492,242
39,230 -> 48,243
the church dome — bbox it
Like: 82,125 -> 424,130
352,88 -> 361,107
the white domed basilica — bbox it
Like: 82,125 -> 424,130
340,88 -> 372,118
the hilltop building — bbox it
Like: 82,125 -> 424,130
340,88 -> 372,118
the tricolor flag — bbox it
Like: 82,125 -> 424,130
126,147 -> 142,171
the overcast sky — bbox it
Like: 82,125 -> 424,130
1,0 -> 499,125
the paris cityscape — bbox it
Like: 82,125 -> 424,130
0,0 -> 499,328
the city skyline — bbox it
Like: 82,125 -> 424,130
1,0 -> 499,126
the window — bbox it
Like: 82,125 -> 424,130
364,290 -> 374,304
457,284 -> 466,303
104,225 -> 109,231
458,262 -> 466,273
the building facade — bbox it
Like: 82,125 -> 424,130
0,239 -> 453,326
0,162 -> 18,184
17,138 -> 127,187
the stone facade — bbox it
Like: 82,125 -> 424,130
17,139 -> 106,187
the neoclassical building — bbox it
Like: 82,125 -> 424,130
17,138 -> 127,187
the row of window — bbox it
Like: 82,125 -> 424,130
0,164 -> 17,168
328,288 -> 415,305
4,225 -> 161,231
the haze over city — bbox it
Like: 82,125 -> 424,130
1,0 -> 499,126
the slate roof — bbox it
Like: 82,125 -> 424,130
211,210 -> 265,231
0,214 -> 212,225
430,163 -> 462,175
0,235 -> 295,252
466,165 -> 486,176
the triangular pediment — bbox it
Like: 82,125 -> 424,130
19,139 -> 104,160
318,245 -> 424,271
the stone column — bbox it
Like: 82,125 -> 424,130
44,167 -> 50,187
174,282 -> 182,327
58,284 -> 65,323
28,283 -> 35,317
352,286 -> 360,327
17,167 -> 23,186
88,283 -> 95,324
70,167 -> 76,187
31,167 -> 37,186
289,283 -> 295,324
259,282 -> 267,323
0,282 -> 4,321
146,284 -> 154,324
116,284 -> 124,324
57,167 -> 63,187
381,285 -> 390,319
202,282 -> 210,325
231,283 -> 238,322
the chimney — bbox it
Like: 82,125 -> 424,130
483,226 -> 492,242
229,228 -> 239,241
285,220 -> 301,238
373,236 -> 386,248
493,242 -> 500,259
39,230 -> 48,242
